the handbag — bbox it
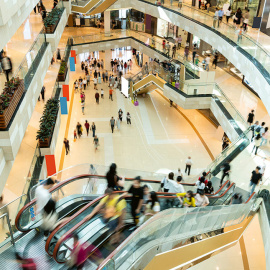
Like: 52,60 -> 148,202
81,127 -> 83,132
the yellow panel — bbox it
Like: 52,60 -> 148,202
71,0 -> 117,14
145,216 -> 254,270
133,74 -> 165,93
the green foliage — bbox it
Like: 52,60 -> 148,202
59,61 -> 67,75
44,7 -> 63,28
36,98 -> 59,142
0,77 -> 21,113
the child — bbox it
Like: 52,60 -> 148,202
101,88 -> 104,98
74,130 -> 77,140
74,80 -> 78,93
237,26 -> 243,44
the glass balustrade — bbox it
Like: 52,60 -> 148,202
98,202 -> 253,270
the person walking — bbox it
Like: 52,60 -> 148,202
74,129 -> 77,140
184,46 -> 189,60
247,110 -> 255,126
93,77 -> 97,90
1,53 -> 12,82
261,127 -> 268,146
84,120 -> 90,136
76,122 -> 82,138
249,166 -> 262,195
192,44 -> 197,64
86,74 -> 90,86
204,55 -> 210,71
252,134 -> 262,155
213,8 -> 219,29
93,135 -> 99,152
220,160 -> 231,186
91,122 -> 96,137
109,88 -> 113,101
110,117 -> 115,133
185,156 -> 193,175
251,120 -> 260,140
101,88 -> 104,99
125,176 -> 144,225
177,35 -> 182,49
218,7 -> 224,27
225,6 -> 232,23
95,91 -> 100,104
83,78 -> 87,90
127,112 -> 131,124
118,109 -> 123,121
81,99 -> 85,115
212,52 -> 218,69
172,44 -> 177,58
56,48 -> 61,62
243,9 -> 250,32
38,86 -> 45,101
63,138 -> 70,155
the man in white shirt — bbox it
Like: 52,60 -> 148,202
161,172 -> 174,192
204,55 -> 210,71
35,177 -> 56,214
185,156 -> 193,176
167,176 -> 185,193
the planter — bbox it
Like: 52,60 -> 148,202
57,62 -> 68,82
45,24 -> 58,34
44,7 -> 64,34
0,79 -> 24,130
36,98 -> 60,148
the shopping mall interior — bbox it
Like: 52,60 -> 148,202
0,0 -> 270,269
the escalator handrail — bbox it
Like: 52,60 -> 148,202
15,174 -> 170,231
51,193 -> 197,262
96,182 -> 236,270
245,192 -> 256,203
51,183 -> 234,263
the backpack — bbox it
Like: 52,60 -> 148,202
255,126 -> 261,134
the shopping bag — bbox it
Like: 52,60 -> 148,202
74,138 -> 76,142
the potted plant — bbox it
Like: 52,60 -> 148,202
0,77 -> 24,129
44,7 -> 64,33
57,61 -> 67,81
36,98 -> 60,147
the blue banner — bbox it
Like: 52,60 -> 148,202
60,97 -> 68,115
69,57 -> 75,72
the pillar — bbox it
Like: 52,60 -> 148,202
104,10 -> 111,37
105,50 -> 111,70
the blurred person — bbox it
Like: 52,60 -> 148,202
247,109 -> 255,125
109,87 -> 113,101
140,191 -> 160,225
101,88 -> 104,99
218,7 -> 224,26
81,99 -> 85,115
176,191 -> 196,207
56,48 -> 61,62
204,55 -> 211,71
252,134 -> 262,155
76,122 -> 82,138
172,44 -> 177,58
84,120 -> 90,136
225,6 -> 232,23
93,135 -> 99,152
63,138 -> 70,155
196,175 -> 206,193
195,190 -> 209,207
91,122 -> 96,137
243,9 -> 249,31
175,168 -> 183,179
236,26 -> 244,44
230,193 -> 243,204
161,172 -> 174,192
261,127 -> 268,146
205,181 -> 214,194
142,185 -> 150,207
185,156 -> 193,175
125,176 -> 144,225
66,233 -> 87,270
168,176 -> 185,193
184,46 -> 189,60
73,129 -> 77,141
38,86 -> 45,102
110,117 -> 115,133
95,91 -> 100,104
53,0 -> 58,8
213,8 -> 219,28
15,252 -> 37,270
126,112 -> 131,125
118,109 -> 123,121
86,188 -> 126,244
212,52 -> 218,69
106,163 -> 125,190
249,166 -> 262,196
220,160 -> 231,186
83,78 -> 87,90
2,52 -> 12,82
251,120 -> 260,140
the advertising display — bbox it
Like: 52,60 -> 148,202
121,76 -> 129,97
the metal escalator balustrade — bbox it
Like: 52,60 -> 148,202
98,201 -> 255,270
51,182 -> 235,264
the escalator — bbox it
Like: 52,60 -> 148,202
50,180 -> 236,265
71,0 -> 116,15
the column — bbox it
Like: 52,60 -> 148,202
105,50 -> 111,70
104,10 -> 111,37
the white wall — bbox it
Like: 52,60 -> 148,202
0,0 -> 39,50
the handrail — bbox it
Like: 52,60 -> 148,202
0,213 -> 14,245
0,194 -> 26,212
51,182 -> 234,262
245,192 -> 256,204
